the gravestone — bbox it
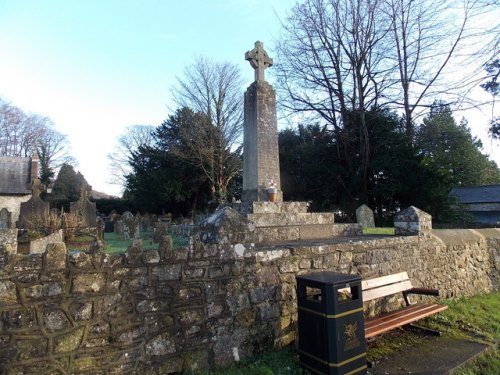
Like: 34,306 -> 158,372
17,180 -> 49,229
242,41 -> 282,203
0,208 -> 12,229
122,211 -> 139,239
70,184 -> 97,227
356,204 -> 375,228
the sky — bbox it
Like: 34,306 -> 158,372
0,0 -> 498,197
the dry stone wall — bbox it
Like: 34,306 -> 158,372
0,213 -> 498,374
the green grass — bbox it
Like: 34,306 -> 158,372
185,347 -> 301,375
102,231 -> 190,254
187,292 -> 499,375
103,231 -> 158,254
424,292 -> 500,343
363,227 -> 395,235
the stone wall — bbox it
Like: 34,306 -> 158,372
0,221 -> 499,374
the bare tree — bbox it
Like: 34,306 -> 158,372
0,99 -> 74,183
275,0 -> 391,197
276,0 -> 499,142
171,57 -> 244,203
107,125 -> 155,188
383,0 -> 497,139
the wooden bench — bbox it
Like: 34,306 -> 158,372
361,272 -> 448,338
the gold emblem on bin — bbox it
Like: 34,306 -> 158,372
344,321 -> 361,351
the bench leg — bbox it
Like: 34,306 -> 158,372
408,323 -> 442,336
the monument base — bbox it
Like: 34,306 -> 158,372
242,189 -> 283,203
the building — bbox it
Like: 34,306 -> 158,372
450,184 -> 500,226
0,153 -> 39,229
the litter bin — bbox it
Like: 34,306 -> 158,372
296,271 -> 367,375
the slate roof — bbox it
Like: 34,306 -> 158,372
0,156 -> 32,195
450,184 -> 500,204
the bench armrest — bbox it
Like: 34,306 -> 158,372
405,287 -> 440,297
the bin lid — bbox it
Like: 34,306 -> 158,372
296,271 -> 360,285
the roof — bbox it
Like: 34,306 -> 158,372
0,156 -> 32,195
450,184 -> 500,204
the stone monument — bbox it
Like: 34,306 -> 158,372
70,183 -> 97,228
17,177 -> 49,229
356,204 -> 375,228
242,41 -> 282,202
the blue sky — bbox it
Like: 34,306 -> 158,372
0,0 -> 294,195
0,0 -> 498,196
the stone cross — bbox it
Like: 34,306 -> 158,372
245,41 -> 273,82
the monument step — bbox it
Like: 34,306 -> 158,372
251,201 -> 309,214
247,212 -> 335,227
253,223 -> 362,244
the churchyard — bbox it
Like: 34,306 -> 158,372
0,40 -> 499,375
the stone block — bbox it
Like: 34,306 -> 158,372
145,333 -> 176,356
394,206 -> 432,236
54,326 -> 85,353
251,201 -> 309,214
299,224 -> 333,240
0,280 -> 17,303
143,250 -> 160,264
72,273 -> 106,293
125,239 -> 143,263
69,251 -> 93,268
17,338 -> 48,360
45,242 -> 67,271
152,264 -> 182,281
249,286 -> 276,304
1,308 -> 37,329
253,226 -> 300,243
43,309 -> 71,332
13,254 -> 42,272
70,302 -> 93,321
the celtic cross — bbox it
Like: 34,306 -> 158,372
245,41 -> 273,82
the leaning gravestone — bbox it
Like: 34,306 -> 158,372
356,204 -> 375,228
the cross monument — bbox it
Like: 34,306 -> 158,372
242,41 -> 282,203
245,41 -> 273,82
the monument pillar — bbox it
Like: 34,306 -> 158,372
242,41 -> 283,203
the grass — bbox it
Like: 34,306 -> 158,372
185,347 -> 301,375
103,231 -> 158,254
102,231 -> 190,254
187,292 -> 499,375
363,227 -> 395,235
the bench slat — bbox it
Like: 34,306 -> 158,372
365,303 -> 448,338
361,272 -> 410,290
362,280 -> 413,302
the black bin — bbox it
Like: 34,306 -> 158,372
296,272 -> 367,375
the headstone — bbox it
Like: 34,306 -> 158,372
70,183 -> 97,227
122,211 -> 139,239
242,41 -> 283,203
0,208 -> 12,229
356,204 -> 375,228
154,222 -> 169,243
394,206 -> 432,236
96,217 -> 105,240
17,180 -> 49,229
